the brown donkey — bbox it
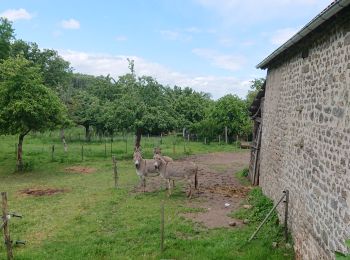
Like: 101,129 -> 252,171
153,154 -> 198,198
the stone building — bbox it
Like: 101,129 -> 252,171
251,1 -> 350,259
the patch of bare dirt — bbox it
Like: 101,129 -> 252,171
65,166 -> 96,174
20,188 -> 67,196
180,152 -> 251,228
133,151 -> 251,228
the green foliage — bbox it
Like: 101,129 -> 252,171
0,18 -> 14,60
233,188 -> 275,223
246,78 -> 265,107
211,94 -> 252,138
10,40 -> 72,92
335,240 -> 350,259
0,56 -> 68,135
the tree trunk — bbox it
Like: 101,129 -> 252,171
135,129 -> 142,149
16,131 -> 28,172
60,128 -> 68,152
85,125 -> 90,142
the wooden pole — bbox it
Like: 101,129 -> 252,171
81,145 -> 84,161
160,133 -> 163,145
204,137 -> 207,145
248,192 -> 286,242
110,139 -> 113,154
51,145 -> 55,161
225,126 -> 228,144
112,156 -> 118,188
104,139 -> 107,158
1,192 -> 13,260
125,135 -> 128,154
284,190 -> 289,242
160,201 -> 164,252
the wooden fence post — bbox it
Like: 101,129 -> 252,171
284,190 -> 289,242
219,135 -> 221,145
110,139 -> 113,155
51,145 -> 55,161
112,156 -> 118,188
204,137 -> 207,145
81,145 -> 84,161
104,139 -> 107,158
1,192 -> 13,260
160,201 -> 165,252
225,126 -> 228,144
125,136 -> 128,154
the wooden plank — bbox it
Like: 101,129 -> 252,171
1,192 -> 13,260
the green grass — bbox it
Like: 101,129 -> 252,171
0,128 -> 294,259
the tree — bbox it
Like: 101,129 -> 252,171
10,40 -> 72,92
0,18 -> 15,60
210,94 -> 251,140
246,78 -> 265,107
68,91 -> 102,141
0,57 -> 68,171
114,69 -> 178,148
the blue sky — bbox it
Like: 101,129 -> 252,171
1,0 -> 332,99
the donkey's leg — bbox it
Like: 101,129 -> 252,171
172,180 -> 175,188
142,177 -> 146,193
167,179 -> 172,197
187,182 -> 192,199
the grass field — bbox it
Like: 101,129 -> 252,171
0,128 -> 294,259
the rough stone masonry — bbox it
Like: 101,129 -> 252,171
259,6 -> 350,260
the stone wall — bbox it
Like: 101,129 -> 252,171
260,7 -> 350,259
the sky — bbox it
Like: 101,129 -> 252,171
1,0 -> 333,99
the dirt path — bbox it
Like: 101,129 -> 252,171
134,151 -> 251,228
180,152 -> 251,228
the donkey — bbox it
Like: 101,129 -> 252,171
153,147 -> 175,188
154,147 -> 173,163
153,154 -> 198,198
133,148 -> 158,192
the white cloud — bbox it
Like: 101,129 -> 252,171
115,35 -> 127,42
0,8 -> 33,21
59,49 -> 252,99
192,48 -> 245,71
61,18 -> 80,29
270,27 -> 300,45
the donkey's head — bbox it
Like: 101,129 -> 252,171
154,147 -> 162,155
133,147 -> 142,169
153,154 -> 165,170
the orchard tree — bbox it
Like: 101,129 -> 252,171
69,90 -> 102,141
10,40 -> 72,92
246,78 -> 265,107
115,70 -> 177,148
210,94 -> 251,140
0,18 -> 14,60
0,57 -> 68,171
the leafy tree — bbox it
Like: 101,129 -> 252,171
10,40 -> 72,92
0,18 -> 15,60
68,91 -> 102,141
114,68 -> 177,148
0,57 -> 68,170
170,86 -> 212,128
246,78 -> 265,107
210,94 -> 251,140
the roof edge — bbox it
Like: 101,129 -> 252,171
257,0 -> 350,69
